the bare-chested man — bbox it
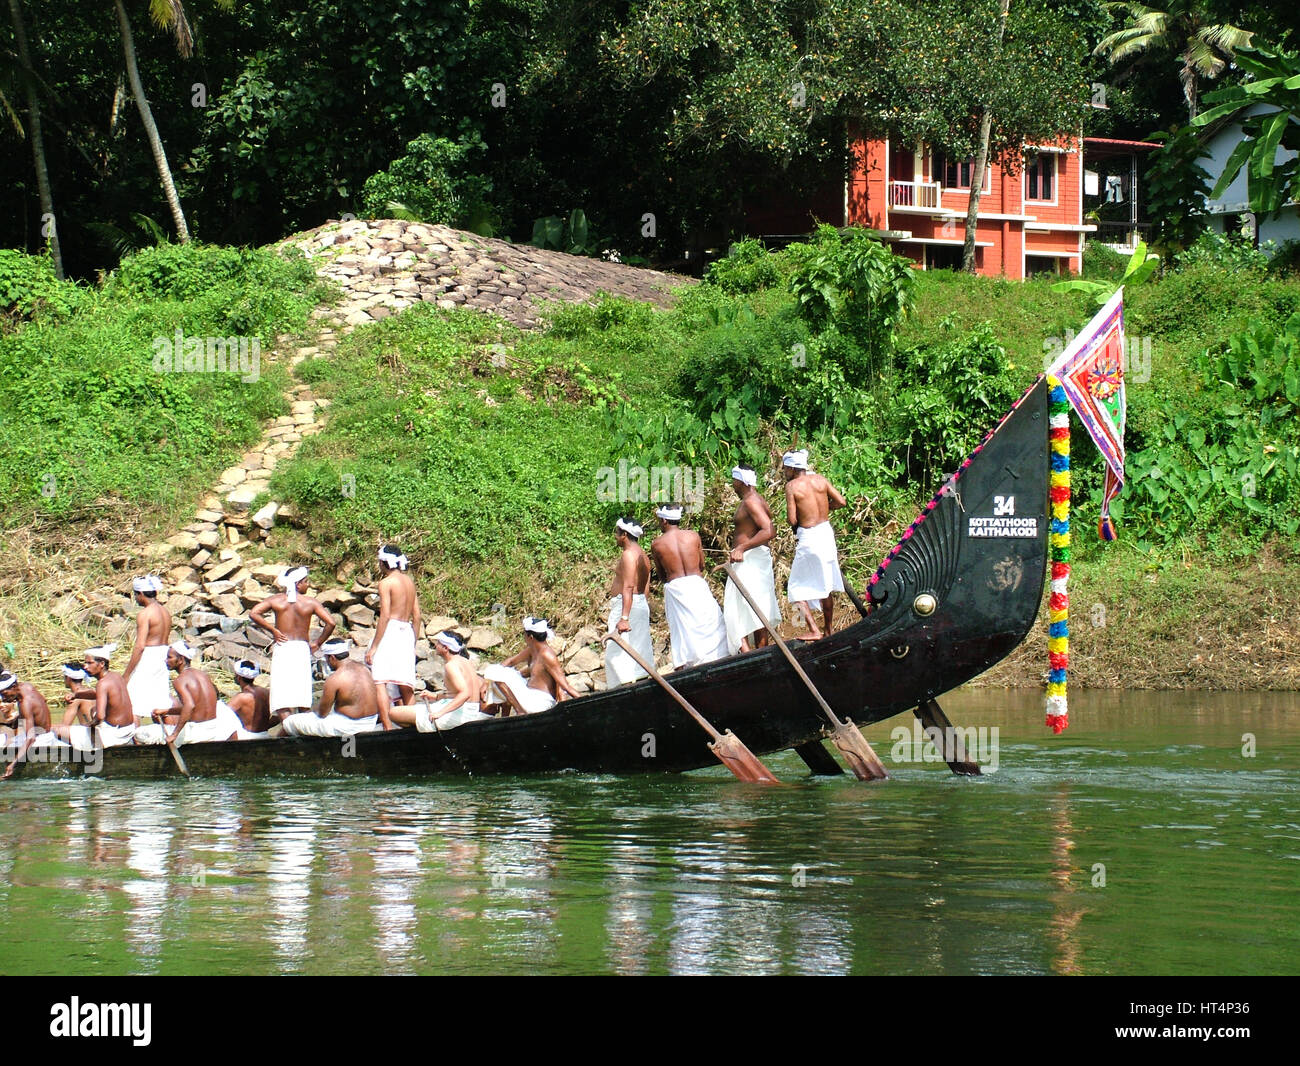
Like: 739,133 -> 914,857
50,644 -> 135,749
391,631 -> 490,732
123,574 -> 173,724
228,659 -> 275,739
782,449 -> 848,640
249,566 -> 336,719
482,617 -> 579,716
135,643 -> 240,746
604,517 -> 653,686
57,663 -> 97,728
366,544 -> 422,725
722,464 -> 782,653
280,639 -> 382,736
0,671 -> 53,778
650,503 -> 728,668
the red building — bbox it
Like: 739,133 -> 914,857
748,133 -> 1095,279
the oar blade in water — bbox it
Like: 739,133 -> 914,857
709,730 -> 781,785
830,720 -> 889,781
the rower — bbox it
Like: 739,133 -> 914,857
722,464 -> 781,653
134,642 -> 240,746
1,671 -> 54,777
50,644 -> 136,749
58,663 -> 96,729
122,574 -> 173,725
390,631 -> 489,732
650,503 -> 728,668
249,566 -> 337,721
227,659 -> 276,739
482,617 -> 578,716
366,544 -> 421,728
782,449 -> 848,640
280,639 -> 383,737
604,517 -> 653,686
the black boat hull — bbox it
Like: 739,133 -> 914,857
9,379 -> 1049,781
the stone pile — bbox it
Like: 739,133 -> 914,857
280,218 -> 688,330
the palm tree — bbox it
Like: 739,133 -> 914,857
8,0 -> 63,278
1094,1 -> 1254,120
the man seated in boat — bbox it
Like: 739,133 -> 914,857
389,631 -> 490,732
0,671 -> 53,777
604,517 -> 654,686
723,464 -> 781,654
782,449 -> 848,640
135,643 -> 241,746
481,617 -> 579,716
57,662 -> 97,730
48,644 -> 136,749
366,544 -> 422,726
280,639 -> 384,736
227,659 -> 276,739
122,574 -> 173,726
249,566 -> 337,722
651,503 -> 728,668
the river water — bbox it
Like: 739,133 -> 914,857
1,690 -> 1296,975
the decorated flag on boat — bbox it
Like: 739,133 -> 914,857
1044,286 -> 1127,540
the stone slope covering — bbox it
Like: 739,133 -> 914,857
108,222 -> 694,695
280,218 -> 689,330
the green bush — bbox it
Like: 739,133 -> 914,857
1081,241 -> 1129,280
0,250 -> 84,324
360,133 -> 496,233
703,238 -> 783,294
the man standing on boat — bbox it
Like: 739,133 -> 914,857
280,638 -> 383,736
366,544 -> 421,726
122,574 -> 172,725
50,644 -> 135,749
482,617 -> 579,715
135,642 -> 240,745
723,465 -> 780,653
783,449 -> 847,640
228,659 -> 275,739
605,517 -> 654,686
249,566 -> 336,721
651,503 -> 728,668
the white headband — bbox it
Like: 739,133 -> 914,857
615,518 -> 643,539
435,632 -> 464,653
279,566 -> 309,602
655,504 -> 683,522
62,665 -> 88,681
85,643 -> 117,662
377,547 -> 409,571
0,673 -> 15,692
730,466 -> 757,486
133,574 -> 163,593
782,449 -> 809,470
319,639 -> 350,657
523,616 -> 550,639
233,659 -> 261,679
169,640 -> 196,661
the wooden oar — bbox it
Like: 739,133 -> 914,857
914,698 -> 982,776
720,563 -> 888,781
601,633 -> 779,785
845,583 -> 870,619
152,711 -> 190,778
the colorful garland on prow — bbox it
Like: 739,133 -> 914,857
1046,376 -> 1070,734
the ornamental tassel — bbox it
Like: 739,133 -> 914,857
1046,377 -> 1070,734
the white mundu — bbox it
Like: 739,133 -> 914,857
269,640 -> 313,712
370,620 -> 416,687
787,520 -> 845,604
723,545 -> 782,653
135,701 -> 242,746
482,664 -> 556,714
414,699 -> 487,732
280,711 -> 380,737
126,645 -> 171,721
662,575 -> 728,668
605,594 -> 653,686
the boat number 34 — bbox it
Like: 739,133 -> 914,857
968,493 -> 1038,538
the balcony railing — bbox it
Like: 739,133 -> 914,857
890,180 -> 943,210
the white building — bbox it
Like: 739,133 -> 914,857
1201,102 -> 1300,247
